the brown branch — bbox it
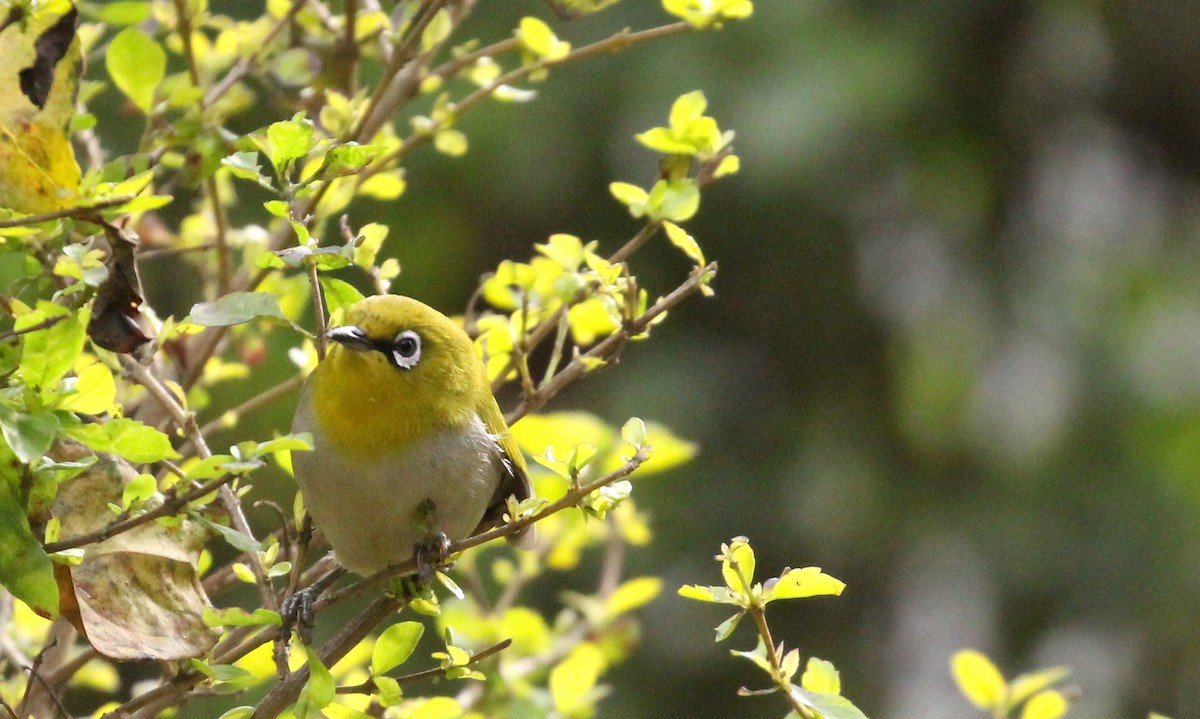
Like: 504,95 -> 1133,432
367,22 -> 694,174
505,262 -> 717,424
317,447 -> 649,611
0,313 -> 68,343
43,471 -> 236,553
119,356 -> 277,610
250,595 -> 401,719
197,374 -> 306,438
202,0 -> 308,108
0,195 -> 135,228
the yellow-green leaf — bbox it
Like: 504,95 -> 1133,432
1021,690 -> 1068,719
66,418 -> 180,463
606,576 -> 662,617
721,538 -> 755,594
549,643 -> 605,716
373,621 -> 424,675
58,361 -> 117,414
800,657 -> 841,694
662,221 -> 705,266
105,26 -> 165,112
951,649 -> 1006,710
766,567 -> 846,601
1010,666 -> 1071,706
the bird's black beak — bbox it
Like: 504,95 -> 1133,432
326,325 -> 374,352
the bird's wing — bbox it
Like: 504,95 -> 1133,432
476,399 -> 536,548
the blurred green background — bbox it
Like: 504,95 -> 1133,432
138,1 -> 1200,716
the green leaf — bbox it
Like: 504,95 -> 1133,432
1009,666 -> 1071,706
185,454 -> 237,479
202,607 -> 283,627
517,16 -> 570,60
19,302 -> 85,393
352,223 -> 388,268
765,567 -> 846,602
549,643 -> 604,716
791,686 -> 870,719
92,1 -> 152,25
216,707 -> 255,719
263,200 -> 289,217
105,27 -> 166,112
222,151 -> 267,182
678,583 -> 734,604
322,143 -> 382,177
713,611 -> 743,642
662,221 -> 706,266
669,90 -> 708,130
0,478 -> 58,617
800,657 -> 841,694
372,621 -> 424,675
609,181 -> 648,217
65,419 -> 179,463
319,277 -> 365,315
250,434 -> 313,457
951,649 -> 1006,711
58,361 -> 116,414
0,407 -> 60,464
621,417 -> 646,449
266,115 -> 316,167
121,473 -> 157,509
730,639 -> 772,674
190,292 -> 288,327
542,0 -> 623,19
606,576 -> 661,616
721,537 -> 755,595
1021,690 -> 1069,719
297,644 -> 335,715
200,517 -> 264,553
647,178 -> 700,222
421,8 -> 453,51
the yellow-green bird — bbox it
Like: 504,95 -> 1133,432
291,294 -> 533,576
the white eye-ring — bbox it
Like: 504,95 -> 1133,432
390,329 -> 422,369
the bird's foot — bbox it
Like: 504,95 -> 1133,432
413,532 -> 453,584
280,586 -> 318,646
279,567 -> 345,646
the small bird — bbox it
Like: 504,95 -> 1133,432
291,294 -> 533,577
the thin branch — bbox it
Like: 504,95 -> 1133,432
0,196 -> 134,228
505,262 -> 717,424
350,0 -> 450,142
119,356 -> 277,610
17,640 -> 68,719
104,671 -> 205,719
0,314 -> 68,343
336,638 -> 512,694
307,260 -> 328,360
197,374 -> 306,438
317,447 -> 649,611
250,595 -> 401,719
137,242 -> 218,260
202,0 -> 308,108
42,471 -> 236,553
368,22 -> 694,173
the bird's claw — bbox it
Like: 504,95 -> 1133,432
413,532 -> 453,584
280,587 -> 318,645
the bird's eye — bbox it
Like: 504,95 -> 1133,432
390,329 -> 422,369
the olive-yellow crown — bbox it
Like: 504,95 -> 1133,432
308,295 -> 491,458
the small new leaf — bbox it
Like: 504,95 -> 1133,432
951,649 -> 1006,711
372,621 -> 424,675
764,567 -> 846,602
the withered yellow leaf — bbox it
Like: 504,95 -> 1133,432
0,1 -> 82,212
